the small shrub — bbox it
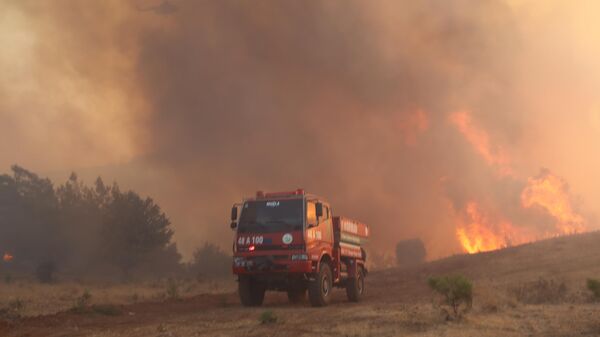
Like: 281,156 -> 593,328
587,279 -> 600,299
0,298 -> 25,319
259,310 -> 277,324
72,289 -> 92,312
4,274 -> 12,284
166,279 -> 179,300
131,293 -> 140,303
8,298 -> 24,317
428,275 -> 473,320
8,298 -> 24,313
92,304 -> 122,316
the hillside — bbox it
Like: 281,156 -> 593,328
4,232 -> 600,337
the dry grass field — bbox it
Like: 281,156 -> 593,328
0,278 -> 237,318
3,232 -> 600,336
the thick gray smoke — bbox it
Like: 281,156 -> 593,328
2,0 -> 599,259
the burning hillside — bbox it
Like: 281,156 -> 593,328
450,111 -> 588,254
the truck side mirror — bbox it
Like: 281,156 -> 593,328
230,206 -> 238,229
316,202 -> 323,218
231,206 -> 238,221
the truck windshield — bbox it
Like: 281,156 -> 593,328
238,199 -> 303,233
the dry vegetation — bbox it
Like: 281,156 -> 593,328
4,232 -> 600,336
0,278 -> 236,317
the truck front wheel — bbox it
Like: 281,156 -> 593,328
346,266 -> 365,302
308,262 -> 333,307
238,275 -> 266,307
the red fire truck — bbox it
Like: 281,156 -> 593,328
230,189 -> 369,307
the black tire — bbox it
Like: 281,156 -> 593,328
308,262 -> 333,307
287,288 -> 306,304
238,275 -> 266,307
346,267 -> 365,302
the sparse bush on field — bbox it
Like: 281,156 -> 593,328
396,239 -> 426,267
166,279 -> 179,300
72,289 -> 92,312
259,310 -> 277,324
428,275 -> 473,320
8,298 -> 24,312
512,277 -> 567,304
586,279 -> 600,299
0,298 -> 25,319
91,304 -> 121,316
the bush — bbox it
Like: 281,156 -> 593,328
0,298 -> 25,319
91,304 -> 122,316
587,279 -> 600,299
166,279 -> 179,300
395,239 -> 426,267
259,310 -> 277,324
72,289 -> 92,312
428,275 -> 473,319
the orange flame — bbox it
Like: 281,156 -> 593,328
449,111 -> 513,176
521,170 -> 586,234
457,170 -> 587,254
3,252 -> 13,262
456,202 -> 529,253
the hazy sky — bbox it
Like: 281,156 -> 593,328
2,0 -> 600,259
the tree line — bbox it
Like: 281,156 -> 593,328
0,165 -> 229,282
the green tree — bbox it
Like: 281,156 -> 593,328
0,165 -> 182,280
56,173 -> 105,272
0,166 -> 61,276
101,186 -> 176,276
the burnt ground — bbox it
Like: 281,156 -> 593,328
4,232 -> 600,337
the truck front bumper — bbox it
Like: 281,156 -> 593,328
232,255 -> 313,274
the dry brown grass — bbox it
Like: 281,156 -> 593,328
4,232 -> 600,336
0,278 -> 236,317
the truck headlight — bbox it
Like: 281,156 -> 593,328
291,254 -> 308,261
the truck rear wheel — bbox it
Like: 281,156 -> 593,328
346,267 -> 365,302
238,275 -> 266,307
308,262 -> 332,307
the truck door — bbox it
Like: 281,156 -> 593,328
319,204 -> 333,243
305,200 -> 333,258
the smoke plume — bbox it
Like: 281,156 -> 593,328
2,0 -> 600,259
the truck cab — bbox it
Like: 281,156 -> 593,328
230,189 -> 368,307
